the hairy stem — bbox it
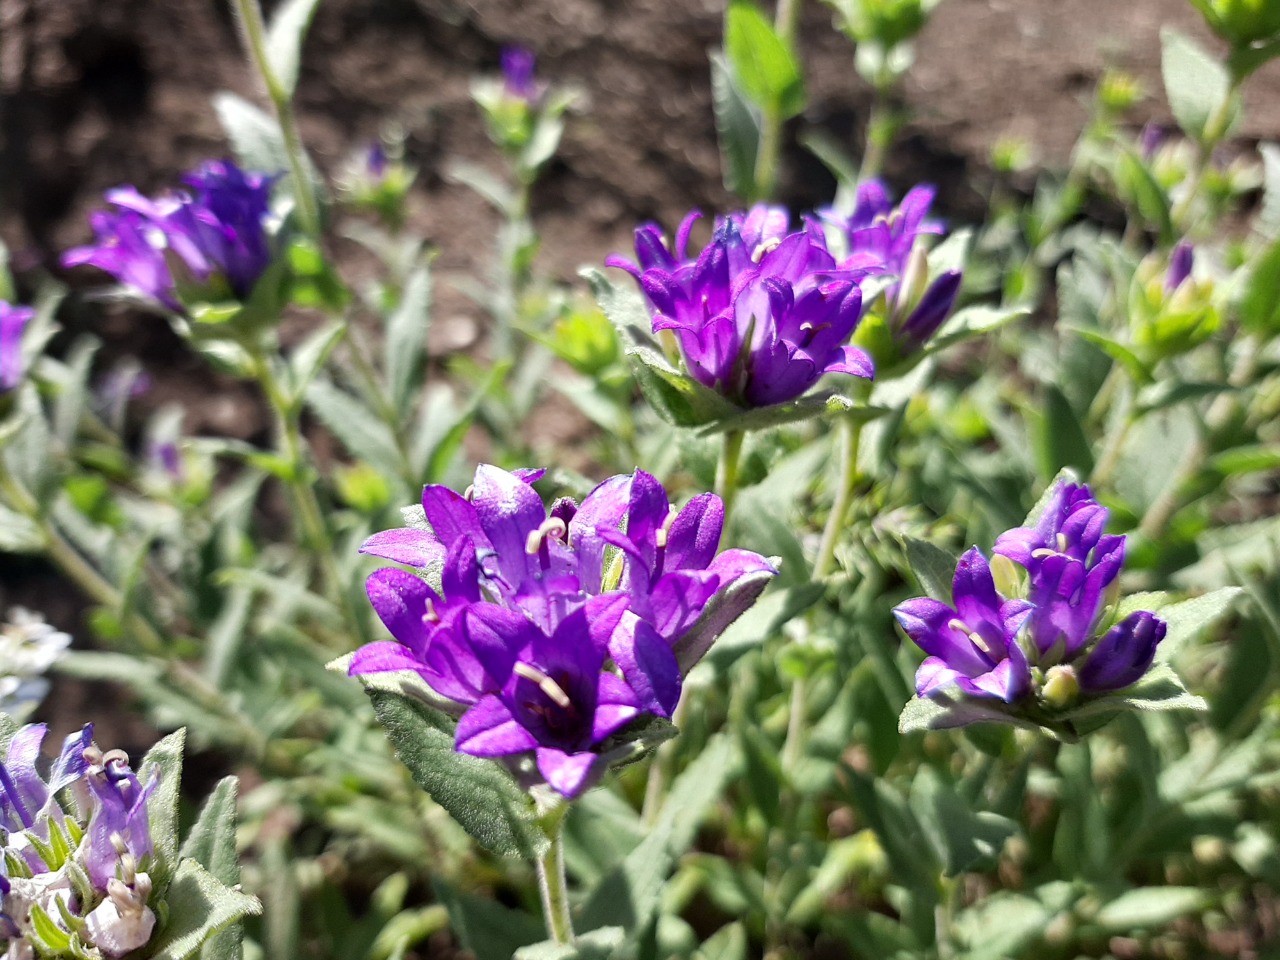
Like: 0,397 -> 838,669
715,429 -> 746,531
536,809 -> 575,946
231,0 -> 322,241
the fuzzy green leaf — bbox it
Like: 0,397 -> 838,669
724,1 -> 805,119
901,536 -> 958,604
148,859 -> 262,960
386,261 -> 433,411
367,690 -> 547,860
1161,28 -> 1232,142
265,0 -> 322,96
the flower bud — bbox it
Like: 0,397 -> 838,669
1041,664 -> 1080,709
1078,611 -> 1167,692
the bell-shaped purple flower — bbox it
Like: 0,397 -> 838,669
0,303 -> 34,394
611,207 -> 878,408
454,595 -> 660,797
893,548 -> 1034,702
896,269 -> 962,353
1078,611 -> 1167,692
824,180 -> 944,278
994,482 -> 1125,660
81,744 -> 156,891
63,159 -> 275,312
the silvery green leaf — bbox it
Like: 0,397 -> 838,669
724,0 -> 805,119
1094,887 -> 1207,932
698,394 -> 889,437
0,504 -> 43,553
287,319 -> 348,406
1161,27 -> 1233,143
1153,586 -> 1243,661
432,878 -> 545,960
367,689 -> 548,860
1258,143 -> 1280,240
178,778 -> 244,960
711,51 -> 760,198
306,379 -> 404,481
693,922 -> 748,960
386,261 -> 433,411
927,304 -> 1028,354
901,536 -> 958,604
1055,663 -> 1208,728
265,0 -> 322,97
141,728 -> 187,889
147,859 -> 262,960
512,927 -> 626,960
898,695 -> 1038,734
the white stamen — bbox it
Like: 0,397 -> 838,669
512,662 -> 572,709
751,237 -> 782,263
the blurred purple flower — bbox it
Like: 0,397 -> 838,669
81,744 -> 156,890
367,142 -> 388,179
0,302 -> 34,393
64,159 -> 276,311
501,46 -> 540,103
1166,241 -> 1194,292
894,548 -> 1034,701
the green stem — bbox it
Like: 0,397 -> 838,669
536,808 -> 575,946
715,430 -> 746,531
813,416 -> 863,580
753,107 -> 783,203
1170,80 -> 1243,232
248,347 -> 366,642
231,0 -> 322,241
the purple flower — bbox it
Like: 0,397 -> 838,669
1166,241 -> 1194,292
1139,122 -> 1168,161
1078,611 -> 1167,692
894,548 -> 1034,701
994,482 -> 1125,660
823,180 -> 944,280
0,302 -> 34,394
896,268 -> 962,354
367,143 -> 388,180
352,464 -> 774,797
63,159 -> 276,312
613,210 -> 877,408
81,744 -> 156,890
501,46 -> 540,103
455,595 -> 647,796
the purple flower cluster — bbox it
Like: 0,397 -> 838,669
351,465 -> 775,797
894,482 -> 1167,708
1,724 -> 158,957
63,159 -> 275,313
0,303 -> 34,394
608,181 -> 962,408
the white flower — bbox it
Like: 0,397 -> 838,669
0,608 -> 71,719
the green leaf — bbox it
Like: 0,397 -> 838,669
1257,143 -> 1280,240
1238,238 -> 1280,335
512,927 -> 626,960
724,0 -> 805,119
1034,385 -> 1094,482
899,694 -> 1038,735
142,728 -> 187,887
901,536 -> 958,604
265,0 -> 322,96
0,504 -> 44,553
178,778 -> 244,960
1070,328 -> 1154,384
910,768 -> 1018,875
212,92 -> 322,200
1113,146 -> 1174,244
710,52 -> 761,198
367,689 -> 548,860
580,735 -> 735,933
52,337 -> 99,449
1161,28 -> 1232,142
148,859 -> 262,960
386,261 -> 433,411
928,304 -> 1028,354
1055,663 -> 1208,728
305,379 -> 404,479
1094,887 -> 1207,932
287,319 -> 348,405
1154,586 -> 1243,661
433,878 -> 545,960
693,922 -> 748,960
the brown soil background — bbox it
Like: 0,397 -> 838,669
5,0 -> 1280,321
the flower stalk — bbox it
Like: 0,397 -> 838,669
715,429 -> 746,530
536,806 -> 575,945
231,0 -> 322,242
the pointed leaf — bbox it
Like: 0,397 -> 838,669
265,0 -> 322,96
1161,28 -> 1231,142
148,859 -> 262,960
368,689 -> 548,860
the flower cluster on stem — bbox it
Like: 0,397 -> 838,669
894,482 -> 1168,720
351,465 -> 776,798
